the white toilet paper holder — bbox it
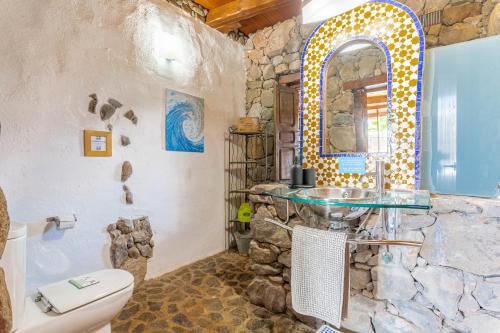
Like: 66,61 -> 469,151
46,214 -> 77,230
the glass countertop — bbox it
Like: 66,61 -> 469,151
262,187 -> 431,210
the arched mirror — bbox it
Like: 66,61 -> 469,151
322,40 -> 389,156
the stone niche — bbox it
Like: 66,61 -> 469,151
107,217 -> 154,286
247,184 -> 500,332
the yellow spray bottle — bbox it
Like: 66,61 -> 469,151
237,202 -> 252,223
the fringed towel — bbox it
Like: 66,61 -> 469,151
291,225 -> 350,328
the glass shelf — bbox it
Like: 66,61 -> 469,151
262,187 -> 431,210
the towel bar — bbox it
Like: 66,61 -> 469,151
263,218 -> 422,248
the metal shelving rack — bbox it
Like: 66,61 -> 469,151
225,128 -> 274,250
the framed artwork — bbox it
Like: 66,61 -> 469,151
83,130 -> 112,157
165,89 -> 204,153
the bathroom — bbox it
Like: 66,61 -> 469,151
0,0 -> 499,332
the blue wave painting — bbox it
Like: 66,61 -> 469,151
165,89 -> 204,153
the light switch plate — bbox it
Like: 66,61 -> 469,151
83,130 -> 112,157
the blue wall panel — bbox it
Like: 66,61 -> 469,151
421,35 -> 500,197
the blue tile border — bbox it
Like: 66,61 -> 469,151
298,0 -> 425,189
299,20 -> 327,165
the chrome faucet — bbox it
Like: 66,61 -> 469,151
360,160 -> 394,263
359,160 -> 385,195
375,160 -> 385,195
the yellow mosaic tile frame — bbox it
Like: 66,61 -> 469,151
300,0 -> 424,189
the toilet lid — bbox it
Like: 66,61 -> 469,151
37,269 -> 134,314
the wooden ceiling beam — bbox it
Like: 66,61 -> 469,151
239,1 -> 301,34
206,0 -> 297,30
194,0 -> 233,10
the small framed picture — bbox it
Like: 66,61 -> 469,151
83,130 -> 112,157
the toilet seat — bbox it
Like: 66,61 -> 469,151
37,269 -> 133,314
18,270 -> 134,333
3,222 -> 134,333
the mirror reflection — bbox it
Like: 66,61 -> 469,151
323,41 -> 388,155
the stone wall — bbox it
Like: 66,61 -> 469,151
107,217 -> 154,286
227,29 -> 248,45
244,0 -> 500,131
407,0 -> 500,47
246,136 -> 275,184
165,0 -> 208,22
244,17 -> 312,134
247,184 -> 500,332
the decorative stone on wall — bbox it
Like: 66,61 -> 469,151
85,94 -> 137,204
124,110 -> 138,125
121,161 -> 133,182
107,217 -> 154,285
101,98 -> 123,121
247,184 -> 500,332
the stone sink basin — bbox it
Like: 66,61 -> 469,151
296,187 -> 377,220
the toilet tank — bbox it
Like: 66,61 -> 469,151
0,223 -> 27,332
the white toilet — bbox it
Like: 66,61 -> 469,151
0,223 -> 134,333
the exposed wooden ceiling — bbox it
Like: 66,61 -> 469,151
194,0 -> 302,35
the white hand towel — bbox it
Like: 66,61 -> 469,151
291,225 -> 349,328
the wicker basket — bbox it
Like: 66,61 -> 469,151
235,117 -> 261,133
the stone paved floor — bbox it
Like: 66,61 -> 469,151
112,251 -> 315,333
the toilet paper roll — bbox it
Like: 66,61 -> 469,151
56,220 -> 76,230
58,214 -> 77,222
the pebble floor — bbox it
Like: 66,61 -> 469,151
111,251 -> 315,333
